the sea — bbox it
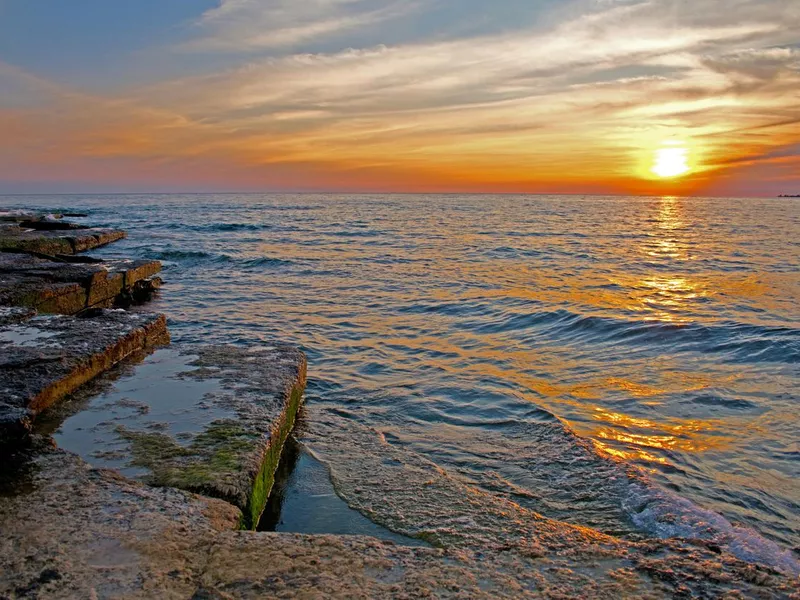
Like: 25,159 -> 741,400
4,193 -> 799,571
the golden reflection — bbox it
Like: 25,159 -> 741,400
634,196 -> 707,322
580,405 -> 730,467
643,195 -> 688,260
602,377 -> 663,398
654,196 -> 684,230
593,439 -> 668,467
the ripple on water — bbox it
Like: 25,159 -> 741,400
7,193 -> 800,571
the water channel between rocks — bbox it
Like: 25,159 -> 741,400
39,348 -> 422,546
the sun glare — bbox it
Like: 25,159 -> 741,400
652,147 -> 690,178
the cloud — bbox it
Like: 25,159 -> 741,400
1,0 -> 799,194
186,0 -> 417,51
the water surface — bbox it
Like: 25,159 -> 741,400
4,193 -> 798,563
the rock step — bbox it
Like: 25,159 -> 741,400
0,310 -> 169,443
3,448 -> 796,598
51,345 -> 307,529
0,252 -> 162,314
0,224 -> 125,254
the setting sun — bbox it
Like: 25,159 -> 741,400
652,147 -> 690,178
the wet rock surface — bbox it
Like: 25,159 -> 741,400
0,310 -> 169,443
299,406 -> 800,597
0,211 -> 86,230
0,306 -> 36,327
0,223 -> 125,255
50,345 -> 308,529
0,210 -> 87,223
2,447 -> 796,599
0,448 -> 241,599
0,447 -> 631,599
0,252 -> 162,314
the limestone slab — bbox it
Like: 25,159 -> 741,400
1,449 -> 796,599
0,448 -> 240,599
0,224 -> 125,254
52,345 -> 307,530
0,210 -> 87,224
0,252 -> 162,314
0,310 -> 169,443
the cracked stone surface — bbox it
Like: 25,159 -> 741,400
0,448 -> 240,599
0,252 -> 162,314
73,345 -> 308,529
2,448 -> 797,599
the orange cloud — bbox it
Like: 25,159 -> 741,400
1,1 -> 799,194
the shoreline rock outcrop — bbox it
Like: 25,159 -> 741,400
0,223 -> 126,255
0,252 -> 162,314
0,209 -> 308,537
0,211 -> 124,254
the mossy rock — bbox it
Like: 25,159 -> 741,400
114,345 -> 307,529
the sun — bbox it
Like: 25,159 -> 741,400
651,147 -> 690,178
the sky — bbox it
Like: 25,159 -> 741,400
0,0 -> 798,196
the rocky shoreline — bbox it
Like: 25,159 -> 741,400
1,210 -> 798,598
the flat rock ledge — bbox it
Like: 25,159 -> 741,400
0,252 -> 162,314
0,448 -> 242,599
0,310 -> 169,443
3,449 -> 797,599
0,223 -> 125,255
106,345 -> 308,529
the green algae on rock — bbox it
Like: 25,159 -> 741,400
54,345 -> 307,530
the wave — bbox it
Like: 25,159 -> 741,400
623,477 -> 800,575
471,308 -> 800,364
148,249 -> 293,269
515,418 -> 800,573
150,249 -> 218,262
160,222 -> 274,232
531,417 -> 800,574
399,300 -> 799,364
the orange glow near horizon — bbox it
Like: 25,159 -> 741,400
0,1 -> 798,196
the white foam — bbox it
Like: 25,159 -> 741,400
623,479 -> 800,575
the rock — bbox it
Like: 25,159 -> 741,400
0,252 -> 162,314
0,224 -> 125,254
4,448 -> 795,598
0,448 -> 241,599
0,211 -> 88,230
0,306 -> 36,326
0,448 -> 644,599
0,210 -> 59,223
0,310 -> 169,443
57,345 -> 307,529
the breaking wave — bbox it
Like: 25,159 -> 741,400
623,477 -> 800,574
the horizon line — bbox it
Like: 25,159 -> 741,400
0,191 -> 789,200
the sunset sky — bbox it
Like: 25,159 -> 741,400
1,0 -> 798,196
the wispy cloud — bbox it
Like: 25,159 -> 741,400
186,0 -> 417,51
1,0 -> 799,194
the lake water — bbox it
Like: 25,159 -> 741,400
5,193 -> 799,569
